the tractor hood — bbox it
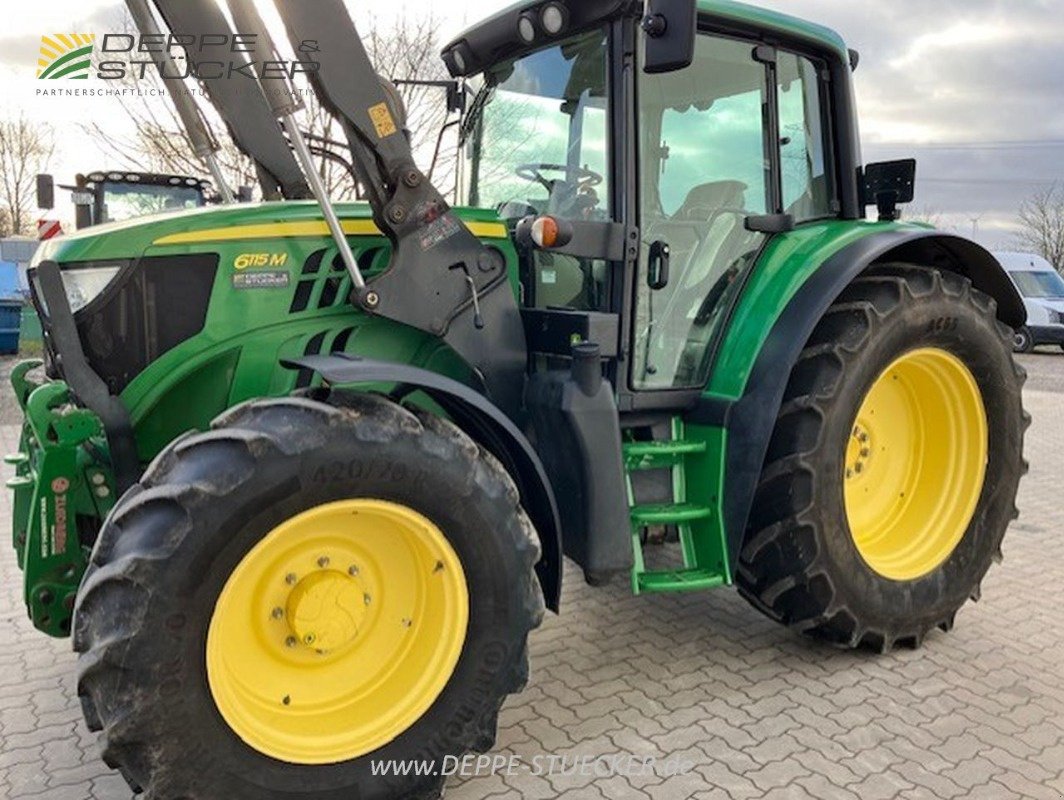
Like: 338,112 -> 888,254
32,202 -> 510,266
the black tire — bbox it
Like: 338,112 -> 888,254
1013,327 -> 1034,353
737,265 -> 1026,651
73,391 -> 543,800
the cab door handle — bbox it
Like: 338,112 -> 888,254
647,240 -> 671,290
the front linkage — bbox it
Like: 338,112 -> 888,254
7,361 -> 115,636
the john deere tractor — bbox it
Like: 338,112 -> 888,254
8,0 -> 1026,797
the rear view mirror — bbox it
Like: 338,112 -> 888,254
863,159 -> 916,221
642,0 -> 697,74
36,174 -> 55,211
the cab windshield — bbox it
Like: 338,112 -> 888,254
459,29 -> 609,224
98,181 -> 204,224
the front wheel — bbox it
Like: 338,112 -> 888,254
74,392 -> 543,799
738,265 -> 1026,651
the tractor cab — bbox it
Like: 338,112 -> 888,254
450,0 -> 859,411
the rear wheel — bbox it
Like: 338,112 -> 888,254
737,265 -> 1026,650
74,392 -> 543,799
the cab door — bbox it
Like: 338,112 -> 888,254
629,29 -> 835,397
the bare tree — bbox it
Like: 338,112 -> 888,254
1016,185 -> 1064,272
0,115 -> 55,236
92,9 -> 457,201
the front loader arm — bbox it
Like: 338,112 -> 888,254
149,0 -> 312,200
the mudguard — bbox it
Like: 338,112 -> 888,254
284,354 -> 564,612
718,230 -> 1025,564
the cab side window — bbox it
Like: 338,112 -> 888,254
777,52 -> 833,220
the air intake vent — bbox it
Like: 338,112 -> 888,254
289,247 -> 387,314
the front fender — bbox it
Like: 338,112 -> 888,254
704,224 -> 1025,565
284,354 -> 563,612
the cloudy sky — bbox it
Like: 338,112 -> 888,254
2,0 -> 1062,249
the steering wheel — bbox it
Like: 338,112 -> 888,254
515,163 -> 603,192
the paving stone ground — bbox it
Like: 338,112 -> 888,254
1,354 -> 1063,799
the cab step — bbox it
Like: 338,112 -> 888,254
630,502 -> 712,526
623,419 -> 729,596
636,568 -> 726,594
623,440 -> 706,471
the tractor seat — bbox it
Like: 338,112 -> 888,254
672,180 -> 748,222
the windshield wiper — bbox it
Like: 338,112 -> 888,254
459,83 -> 495,146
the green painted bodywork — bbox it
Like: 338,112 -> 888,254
30,201 -> 514,458
708,219 -> 919,401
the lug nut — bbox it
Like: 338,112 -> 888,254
317,556 -> 330,568
271,607 -> 284,620
285,573 -> 298,585
364,593 -> 372,606
285,636 -> 297,648
348,565 -> 360,577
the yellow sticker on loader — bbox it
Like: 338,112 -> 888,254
368,103 -> 398,138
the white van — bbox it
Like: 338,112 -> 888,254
994,252 -> 1064,353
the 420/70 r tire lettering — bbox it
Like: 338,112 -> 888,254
311,459 -> 422,486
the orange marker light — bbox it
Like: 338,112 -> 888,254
531,216 -> 560,248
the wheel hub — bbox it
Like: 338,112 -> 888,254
285,569 -> 366,653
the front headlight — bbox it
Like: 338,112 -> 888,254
60,265 -> 124,313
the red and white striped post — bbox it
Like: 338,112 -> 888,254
37,219 -> 63,240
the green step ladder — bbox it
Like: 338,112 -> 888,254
623,419 -> 728,595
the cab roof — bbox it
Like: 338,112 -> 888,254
442,0 -> 849,77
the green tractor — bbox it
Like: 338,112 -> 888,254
9,0 -> 1027,797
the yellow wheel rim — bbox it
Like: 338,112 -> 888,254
843,348 -> 988,581
206,500 -> 468,764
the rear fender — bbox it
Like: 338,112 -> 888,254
284,354 -> 563,612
